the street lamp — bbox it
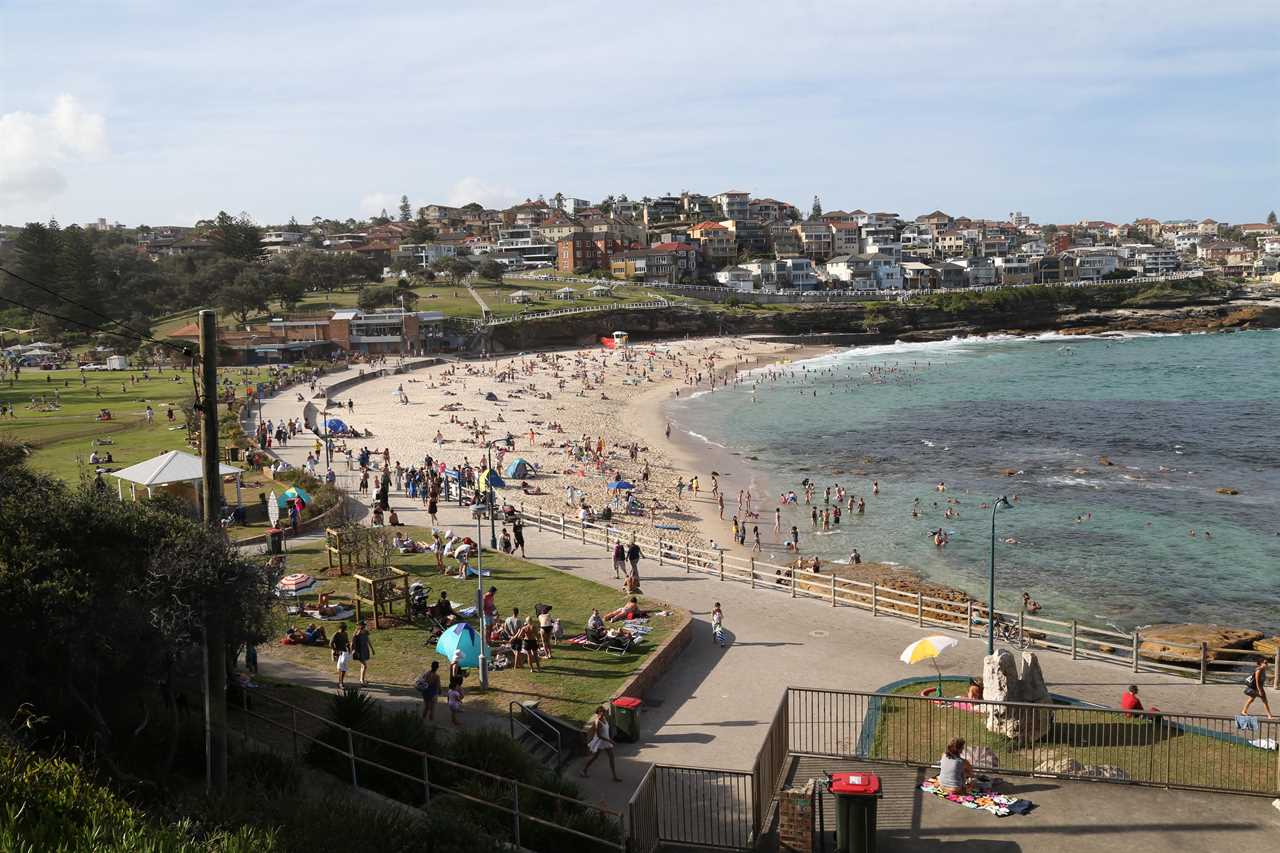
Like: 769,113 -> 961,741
482,436 -> 514,549
987,496 -> 1014,656
475,507 -> 489,690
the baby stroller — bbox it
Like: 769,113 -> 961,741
409,582 -> 436,623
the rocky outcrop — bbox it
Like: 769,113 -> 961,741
962,745 -> 1000,770
1080,764 -> 1130,780
1034,752 -> 1084,775
1138,624 -> 1264,664
983,650 -> 1052,743
1253,637 -> 1280,657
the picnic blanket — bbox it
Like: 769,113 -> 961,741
566,634 -> 594,646
919,778 -> 1032,817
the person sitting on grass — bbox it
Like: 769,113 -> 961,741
605,596 -> 645,622
388,509 -> 403,527
303,624 -> 328,646
432,591 -> 456,626
965,679 -> 983,701
938,738 -> 975,795
586,608 -> 607,642
284,626 -> 305,644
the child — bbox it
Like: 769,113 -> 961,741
447,675 -> 465,726
711,602 -> 725,648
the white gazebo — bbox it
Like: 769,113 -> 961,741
508,290 -> 534,304
587,283 -> 612,296
109,450 -> 243,513
554,286 -> 577,300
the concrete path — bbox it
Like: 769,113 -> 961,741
253,371 -> 1280,847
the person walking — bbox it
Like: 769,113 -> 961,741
711,601 -> 726,648
512,517 -> 526,557
447,676 -> 464,726
537,606 -> 554,660
580,706 -> 621,781
626,538 -> 642,580
1242,658 -> 1274,718
612,540 -> 626,579
415,661 -> 441,720
330,623 -> 351,689
351,620 -> 374,686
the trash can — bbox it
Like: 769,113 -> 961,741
267,527 -> 284,555
610,697 -> 642,743
829,772 -> 880,853
228,446 -> 240,462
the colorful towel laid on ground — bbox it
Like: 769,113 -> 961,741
919,778 -> 1032,817
565,634 -> 594,646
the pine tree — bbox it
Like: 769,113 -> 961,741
399,195 -> 411,222
1268,210 -> 1277,225
811,196 -> 822,218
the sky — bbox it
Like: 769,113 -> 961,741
1,0 -> 1277,228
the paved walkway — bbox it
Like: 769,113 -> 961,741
253,367 -> 1280,849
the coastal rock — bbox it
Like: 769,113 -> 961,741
1035,753 -> 1084,775
983,650 -> 1051,743
1138,624 -> 1264,664
1252,637 -> 1280,657
1000,468 -> 1019,477
1215,487 -> 1239,495
1098,456 -> 1115,466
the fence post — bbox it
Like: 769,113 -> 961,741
423,754 -> 431,806
831,575 -> 836,606
917,594 -> 923,627
511,779 -> 522,846
791,571 -> 797,598
1018,609 -> 1025,646
750,556 -> 755,588
719,552 -> 724,580
1274,648 -> 1279,690
871,583 -> 878,616
966,600 -> 973,638
1199,642 -> 1207,685
685,544 -> 690,573
1070,620 -> 1078,660
560,514 -> 565,538
581,522 -> 586,543
346,729 -> 358,787
1131,630 -> 1140,673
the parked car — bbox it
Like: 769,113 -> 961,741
80,363 -> 108,371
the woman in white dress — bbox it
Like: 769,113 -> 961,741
580,706 -> 621,781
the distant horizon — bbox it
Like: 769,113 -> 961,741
2,2 -> 1276,226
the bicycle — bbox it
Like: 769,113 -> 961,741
992,616 -> 1030,650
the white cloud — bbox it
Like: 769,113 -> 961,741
357,192 -> 397,218
0,95 -> 106,206
445,177 -> 519,210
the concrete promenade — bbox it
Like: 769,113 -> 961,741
253,363 -> 1280,851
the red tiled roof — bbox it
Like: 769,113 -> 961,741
691,221 -> 729,231
651,242 -> 695,251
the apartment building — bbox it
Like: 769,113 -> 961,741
826,253 -> 902,289
689,221 -> 737,268
740,258 -> 817,291
793,221 -> 834,260
712,191 -> 751,221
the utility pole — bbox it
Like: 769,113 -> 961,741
198,309 -> 227,794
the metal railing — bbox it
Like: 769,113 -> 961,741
471,298 -> 670,327
516,502 -> 1280,688
627,763 -> 756,852
509,701 -> 564,769
784,686 -> 1280,797
230,688 -> 624,851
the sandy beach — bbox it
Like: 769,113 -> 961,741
320,337 -> 829,556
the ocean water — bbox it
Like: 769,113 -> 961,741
670,330 -> 1280,634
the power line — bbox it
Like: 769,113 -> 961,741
0,265 -> 193,358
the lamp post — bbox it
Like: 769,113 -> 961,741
987,496 -> 1013,656
483,436 -> 513,549
475,508 -> 489,689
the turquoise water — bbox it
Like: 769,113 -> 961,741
671,330 -> 1280,634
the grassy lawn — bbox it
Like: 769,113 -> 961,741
260,525 -> 680,725
1,365 -> 278,483
870,680 -> 1275,794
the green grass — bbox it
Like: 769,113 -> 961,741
870,680 -> 1275,794
1,365 -> 279,483
260,526 -> 680,725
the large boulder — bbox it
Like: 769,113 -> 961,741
1035,752 -> 1083,775
983,650 -> 1052,743
1253,636 -> 1280,657
1080,764 -> 1130,780
1138,624 -> 1264,664
962,745 -> 999,770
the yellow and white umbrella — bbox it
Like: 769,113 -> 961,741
900,635 -> 959,694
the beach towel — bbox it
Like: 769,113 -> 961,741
565,634 -> 594,646
919,778 -> 1031,817
1235,715 -> 1260,732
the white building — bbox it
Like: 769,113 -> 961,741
1127,244 -> 1180,275
1172,233 -> 1201,253
560,197 -> 591,216
825,253 -> 901,290
715,266 -> 755,292
261,231 -> 306,254
950,256 -> 997,287
712,191 -> 751,221
397,242 -> 458,268
1072,251 -> 1119,280
740,258 -> 818,291
494,226 -> 556,266
1261,236 -> 1280,255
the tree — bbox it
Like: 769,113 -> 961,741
218,267 -> 268,323
358,284 -> 399,311
443,256 -> 475,285
811,195 -> 822,218
553,192 -> 564,210
476,259 -> 505,282
55,226 -> 102,332
399,195 -> 412,222
1268,211 -> 1277,225
209,211 -> 264,261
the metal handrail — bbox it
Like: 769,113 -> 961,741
508,701 -> 563,766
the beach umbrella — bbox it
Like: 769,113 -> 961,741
435,622 -> 482,668
899,635 -> 959,695
324,417 -> 347,433
503,457 -> 531,478
278,486 -> 311,508
606,480 -> 634,490
479,469 -> 505,490
276,573 -> 317,597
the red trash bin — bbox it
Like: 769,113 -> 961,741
610,696 -> 642,742
829,772 -> 881,853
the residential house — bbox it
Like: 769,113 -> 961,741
1197,218 -> 1223,237
494,226 -> 556,267
1261,236 -> 1280,255
994,255 -> 1035,286
559,198 -> 591,216
715,266 -> 755,292
396,242 -> 458,269
740,258 -> 817,291
1172,233 -> 1202,253
826,253 -> 901,290
1197,240 -> 1247,264
537,220 -> 584,243
768,223 -> 802,256
721,219 -> 768,253
934,230 -> 969,259
1018,238 -> 1047,255
610,243 -> 697,283
793,221 -> 834,260
916,210 -> 954,233
261,231 -> 306,254
689,221 -> 737,269
641,197 -> 682,227
712,191 -> 751,221
557,232 -> 605,274
1238,223 -> 1278,237
1133,218 -> 1162,239
829,222 -> 861,256
1252,254 -> 1280,278
1126,244 -> 1179,275
1035,254 -> 1076,283
681,193 -> 721,222
950,256 -> 996,287
861,224 -> 902,261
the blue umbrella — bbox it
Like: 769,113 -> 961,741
435,622 -> 482,668
607,480 -> 635,490
324,417 -> 347,433
443,469 -> 461,480
278,486 -> 312,507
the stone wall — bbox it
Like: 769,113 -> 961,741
614,609 -> 693,701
